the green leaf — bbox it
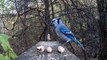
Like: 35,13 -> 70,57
10,4 -> 14,10
1,43 -> 8,52
0,54 -> 7,60
8,51 -> 17,59
0,34 -> 17,59
5,56 -> 11,60
0,0 -> 3,3
0,34 -> 11,51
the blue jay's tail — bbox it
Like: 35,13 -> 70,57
73,38 -> 85,50
78,42 -> 85,50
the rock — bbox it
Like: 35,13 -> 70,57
15,41 -> 80,60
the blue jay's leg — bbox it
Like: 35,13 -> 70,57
62,39 -> 71,46
68,41 -> 75,54
62,41 -> 68,46
62,41 -> 75,54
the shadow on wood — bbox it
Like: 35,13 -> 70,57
15,41 -> 80,60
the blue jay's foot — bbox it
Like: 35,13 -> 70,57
62,42 -> 68,46
62,41 -> 71,46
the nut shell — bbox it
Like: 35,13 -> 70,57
37,45 -> 45,52
58,46 -> 65,53
46,47 -> 52,53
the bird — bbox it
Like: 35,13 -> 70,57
50,17 -> 84,50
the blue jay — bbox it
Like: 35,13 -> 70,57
50,17 -> 84,50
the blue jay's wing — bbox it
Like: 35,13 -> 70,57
59,26 -> 74,37
59,26 -> 76,41
59,26 -> 85,49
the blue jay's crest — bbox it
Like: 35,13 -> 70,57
51,17 -> 60,24
56,17 -> 60,24
50,17 -> 64,28
50,17 -> 85,50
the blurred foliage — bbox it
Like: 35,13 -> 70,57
0,34 -> 17,60
0,0 -> 15,14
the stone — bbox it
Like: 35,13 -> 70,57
15,41 -> 80,60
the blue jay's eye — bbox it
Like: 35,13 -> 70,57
52,20 -> 55,23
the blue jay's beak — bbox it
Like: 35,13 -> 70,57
50,22 -> 53,26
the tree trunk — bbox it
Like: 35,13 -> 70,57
97,0 -> 107,60
43,0 -> 50,41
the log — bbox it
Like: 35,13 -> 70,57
15,41 -> 80,60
